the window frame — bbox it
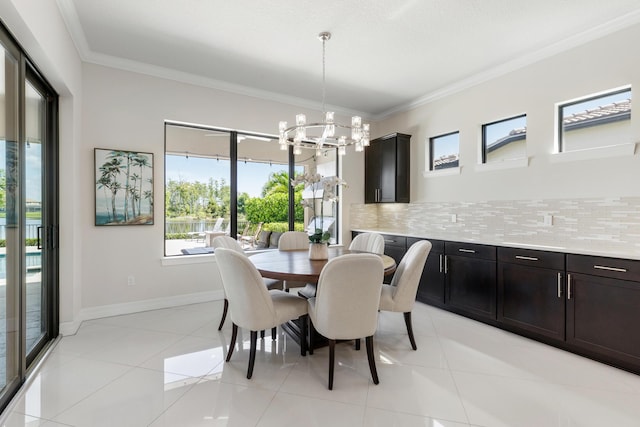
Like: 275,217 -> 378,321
557,87 -> 631,153
481,113 -> 527,164
163,122 -> 342,256
429,131 -> 460,171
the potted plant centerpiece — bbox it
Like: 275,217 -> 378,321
291,172 -> 347,260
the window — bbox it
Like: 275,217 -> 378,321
429,132 -> 459,170
164,123 -> 340,255
558,87 -> 631,152
482,114 -> 527,163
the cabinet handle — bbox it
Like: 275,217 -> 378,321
384,239 -> 396,244
594,265 -> 627,273
458,248 -> 476,253
444,255 -> 448,274
557,272 -> 562,298
515,255 -> 539,261
439,254 -> 443,273
567,274 -> 572,300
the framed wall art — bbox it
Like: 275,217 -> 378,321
94,148 -> 154,225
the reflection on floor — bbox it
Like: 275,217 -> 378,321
3,300 -> 640,426
0,280 -> 42,386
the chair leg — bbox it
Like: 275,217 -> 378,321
226,323 -> 238,362
308,318 -> 315,355
272,327 -> 277,340
365,335 -> 379,385
299,315 -> 307,356
218,298 -> 228,331
328,339 -> 336,390
247,330 -> 258,379
403,311 -> 417,350
260,330 -> 265,339
355,338 -> 361,350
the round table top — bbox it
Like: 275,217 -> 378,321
248,247 -> 396,283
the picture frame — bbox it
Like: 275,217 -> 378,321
94,148 -> 154,226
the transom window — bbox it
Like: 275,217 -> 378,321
429,132 -> 459,170
482,114 -> 527,163
558,87 -> 631,152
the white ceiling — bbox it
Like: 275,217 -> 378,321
58,0 -> 640,119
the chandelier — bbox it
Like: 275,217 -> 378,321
278,32 -> 370,156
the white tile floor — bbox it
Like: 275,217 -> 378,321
3,300 -> 640,427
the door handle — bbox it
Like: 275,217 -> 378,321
557,272 -> 562,298
37,226 -> 43,250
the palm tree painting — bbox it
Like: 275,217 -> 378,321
95,148 -> 153,225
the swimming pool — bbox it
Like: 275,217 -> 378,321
0,252 -> 42,279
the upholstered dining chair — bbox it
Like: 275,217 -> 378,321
349,232 -> 385,254
277,231 -> 310,250
215,248 -> 308,379
378,240 -> 432,350
212,236 -> 283,331
307,253 -> 384,390
277,231 -> 311,291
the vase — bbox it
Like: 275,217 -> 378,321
308,242 -> 329,260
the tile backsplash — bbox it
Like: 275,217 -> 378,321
349,197 -> 640,257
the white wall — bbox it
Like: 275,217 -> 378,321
80,63 -> 365,325
376,23 -> 640,203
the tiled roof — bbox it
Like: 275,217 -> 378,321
563,99 -> 631,127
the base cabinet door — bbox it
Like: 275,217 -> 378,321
566,272 -> 640,369
445,242 -> 497,322
412,238 -> 445,307
498,263 -> 566,342
497,248 -> 566,342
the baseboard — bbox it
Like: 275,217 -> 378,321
59,290 -> 224,335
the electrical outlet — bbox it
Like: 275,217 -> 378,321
451,214 -> 457,223
543,215 -> 553,226
127,275 -> 135,286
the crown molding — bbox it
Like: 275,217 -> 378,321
373,8 -> 640,121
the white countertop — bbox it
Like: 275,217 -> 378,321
351,228 -> 640,261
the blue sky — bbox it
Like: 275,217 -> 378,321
165,155 -> 292,197
0,140 -> 42,202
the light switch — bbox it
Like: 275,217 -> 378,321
543,215 -> 553,226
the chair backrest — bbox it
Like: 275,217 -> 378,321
349,232 -> 385,254
278,231 -> 309,251
312,253 -> 384,340
212,235 -> 244,253
388,240 -> 432,312
211,217 -> 224,232
214,248 -> 277,331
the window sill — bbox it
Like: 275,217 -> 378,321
422,167 -> 461,178
161,254 -> 215,266
550,143 -> 636,163
475,157 -> 529,172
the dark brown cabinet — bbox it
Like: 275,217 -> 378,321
566,255 -> 640,372
445,242 -> 497,322
380,234 -> 406,284
411,238 -> 446,307
365,133 -> 410,203
497,248 -> 566,342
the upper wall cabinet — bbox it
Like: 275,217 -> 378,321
365,133 -> 411,203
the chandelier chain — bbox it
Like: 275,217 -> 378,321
322,35 -> 326,115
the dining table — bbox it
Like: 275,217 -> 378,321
248,246 -> 397,348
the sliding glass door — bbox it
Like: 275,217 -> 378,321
0,23 -> 59,412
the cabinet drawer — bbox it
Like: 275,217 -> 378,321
567,254 -> 640,282
498,247 -> 565,270
408,237 -> 444,253
445,241 -> 496,260
381,234 -> 406,248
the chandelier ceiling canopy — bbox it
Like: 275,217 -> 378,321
278,32 -> 370,156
